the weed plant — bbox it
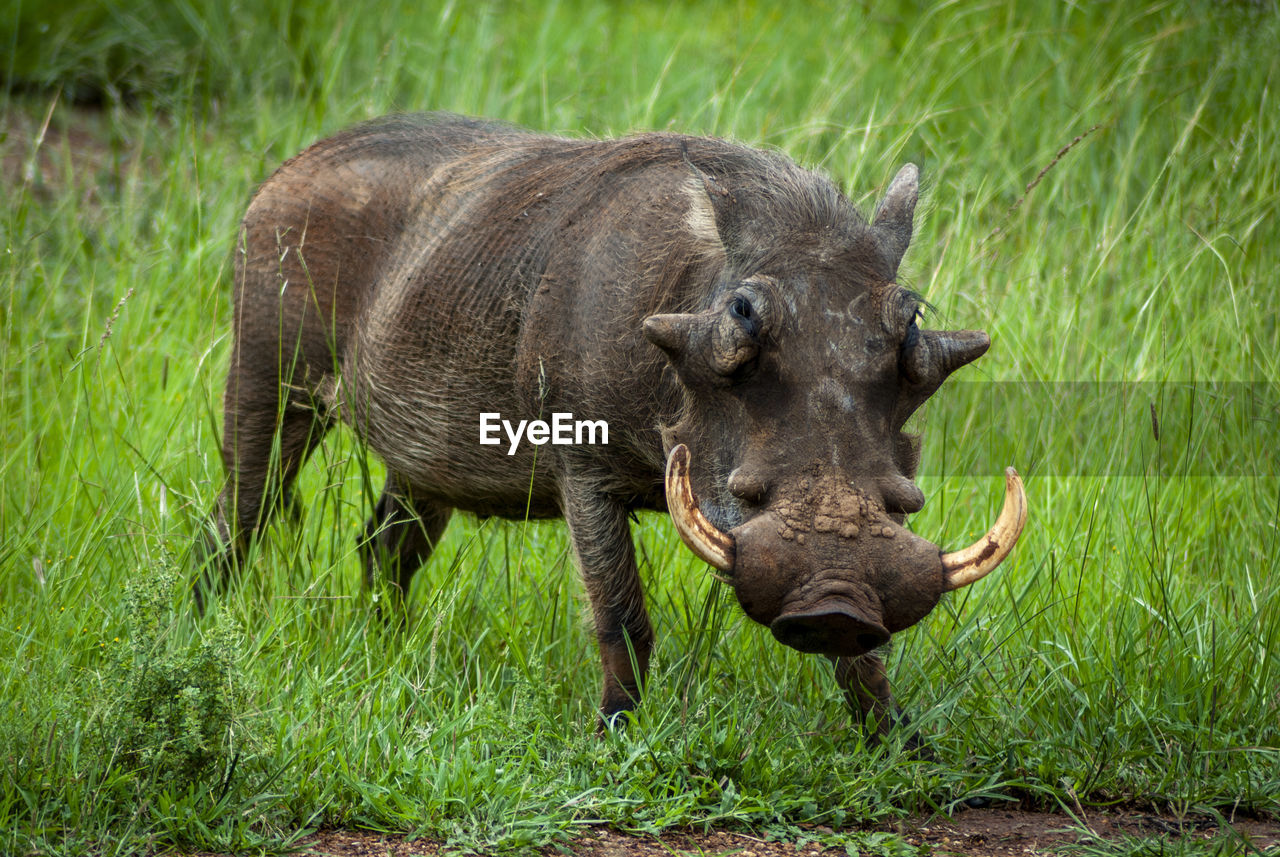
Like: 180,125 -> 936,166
2,1 -> 1278,854
103,565 -> 250,791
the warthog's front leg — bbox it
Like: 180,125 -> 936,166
832,652 -> 895,736
561,478 -> 654,724
831,651 -> 928,752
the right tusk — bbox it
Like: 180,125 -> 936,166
941,467 -> 1027,591
664,444 -> 736,574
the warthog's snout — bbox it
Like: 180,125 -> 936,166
665,444 -> 1027,657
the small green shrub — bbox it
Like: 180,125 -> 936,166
101,566 -> 251,791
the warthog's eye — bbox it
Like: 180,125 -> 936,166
730,295 -> 761,340
898,305 -> 925,383
901,307 -> 923,351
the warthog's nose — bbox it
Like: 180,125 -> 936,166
769,599 -> 891,656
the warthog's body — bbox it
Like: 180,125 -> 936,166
208,113 -> 1023,731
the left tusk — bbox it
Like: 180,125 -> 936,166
941,467 -> 1027,591
664,443 -> 736,574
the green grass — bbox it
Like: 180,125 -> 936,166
2,1 -> 1279,854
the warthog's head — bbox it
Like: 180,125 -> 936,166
645,161 -> 1025,657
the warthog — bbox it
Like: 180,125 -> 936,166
205,113 -> 1025,735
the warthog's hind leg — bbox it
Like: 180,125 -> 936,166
360,478 -> 453,617
197,367 -> 330,612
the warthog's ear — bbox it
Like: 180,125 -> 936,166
895,327 -> 990,427
643,313 -> 695,357
872,163 -> 919,272
644,306 -> 759,387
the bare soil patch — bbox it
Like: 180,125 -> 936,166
268,809 -> 1279,856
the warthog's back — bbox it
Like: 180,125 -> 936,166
234,114 -> 719,517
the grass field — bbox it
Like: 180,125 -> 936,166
2,1 -> 1278,854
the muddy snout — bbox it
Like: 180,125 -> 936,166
723,511 -> 920,657
663,445 -> 1027,657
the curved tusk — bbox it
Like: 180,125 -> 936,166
942,467 -> 1027,591
664,444 -> 736,574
